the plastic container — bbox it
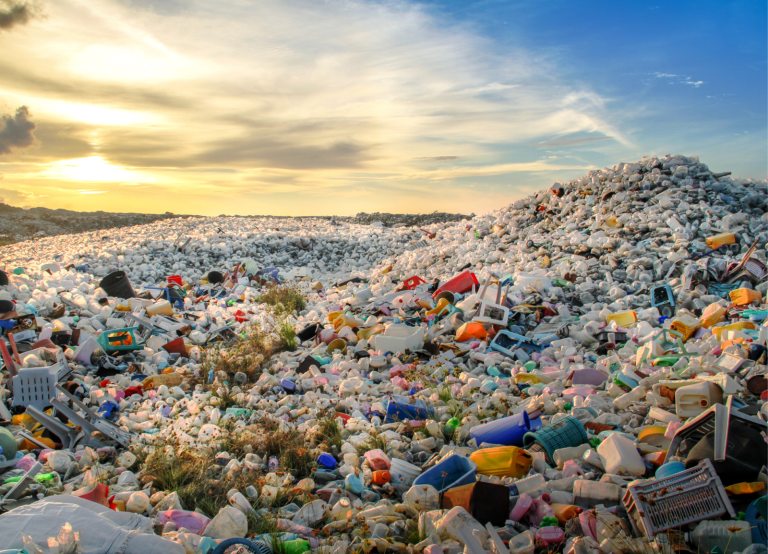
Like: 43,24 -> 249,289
623,459 -> 735,537
469,411 -> 532,447
97,327 -> 144,353
413,454 -> 477,493
469,446 -> 532,478
655,461 -> 685,479
523,416 -> 588,465
508,530 -> 535,554
688,521 -> 752,554
373,324 -> 425,354
389,458 -> 422,486
371,470 -> 390,485
675,381 -> 723,418
536,526 -> 565,546
317,453 -> 337,470
363,449 -> 390,471
551,503 -> 582,525
730,288 -> 762,306
433,270 -> 479,299
146,300 -> 173,316
605,311 -> 637,327
706,232 -> 736,248
746,497 -> 767,546
573,480 -> 623,508
158,509 -> 210,535
511,474 -> 546,496
669,314 -> 702,341
385,396 -> 430,423
99,270 -> 136,299
597,433 -> 645,476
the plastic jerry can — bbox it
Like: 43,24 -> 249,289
669,314 -> 702,342
363,449 -> 390,471
712,321 -> 756,339
573,480 -> 623,508
706,232 -> 736,249
730,288 -> 763,306
675,381 -> 723,418
596,434 -> 645,476
469,446 -> 532,478
700,303 -> 728,328
551,503 -> 582,525
605,311 -> 637,328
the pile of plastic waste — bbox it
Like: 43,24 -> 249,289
0,154 -> 765,554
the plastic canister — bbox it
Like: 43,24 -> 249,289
317,453 -> 337,470
669,314 -> 702,341
433,269 -> 478,299
469,446 -> 532,478
706,233 -> 736,249
389,458 -> 421,486
730,288 -> 762,306
553,444 -> 591,469
597,434 -> 645,476
613,386 -> 647,410
511,474 -> 546,496
363,449 -> 390,471
508,530 -> 535,554
551,503 -> 582,525
469,411 -> 532,447
675,381 -> 723,418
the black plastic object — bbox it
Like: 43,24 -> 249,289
0,300 -> 14,314
0,270 -> 7,286
98,271 -> 136,299
684,425 -> 766,486
207,270 -> 224,284
296,323 -> 321,342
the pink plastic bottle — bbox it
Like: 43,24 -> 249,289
364,449 -> 391,471
528,494 -> 555,526
509,493 -> 534,522
562,460 -> 584,478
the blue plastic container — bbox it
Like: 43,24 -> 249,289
317,453 -> 337,470
413,454 -> 477,493
470,411 -> 533,447
385,396 -> 431,423
655,461 -> 686,479
281,379 -> 296,393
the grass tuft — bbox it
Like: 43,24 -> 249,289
314,413 -> 343,450
257,284 -> 307,315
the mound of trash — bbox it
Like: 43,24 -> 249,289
0,153 -> 765,554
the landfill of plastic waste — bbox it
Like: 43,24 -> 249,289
0,153 -> 766,554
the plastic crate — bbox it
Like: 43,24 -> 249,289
523,416 -> 588,465
97,327 -> 144,353
623,459 -> 735,538
12,366 -> 58,410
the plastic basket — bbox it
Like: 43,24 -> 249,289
523,416 -> 588,465
623,459 -> 735,538
97,327 -> 144,353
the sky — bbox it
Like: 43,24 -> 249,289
0,0 -> 765,216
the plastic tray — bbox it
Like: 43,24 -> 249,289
623,459 -> 735,538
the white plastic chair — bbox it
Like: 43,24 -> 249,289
12,366 -> 57,411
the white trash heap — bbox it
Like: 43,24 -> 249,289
0,154 -> 765,554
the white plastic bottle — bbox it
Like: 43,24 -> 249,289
687,521 -> 752,554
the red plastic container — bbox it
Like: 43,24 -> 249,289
403,276 -> 426,290
167,275 -> 183,286
433,270 -> 478,299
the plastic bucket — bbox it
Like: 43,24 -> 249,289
99,271 -> 136,299
413,454 -> 477,493
0,270 -> 7,286
167,275 -> 183,286
296,323 -> 321,342
523,416 -> 588,465
207,270 -> 224,284
0,300 -> 14,314
655,461 -> 685,479
470,411 -> 531,447
390,458 -> 421,486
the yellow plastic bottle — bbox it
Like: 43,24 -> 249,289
427,297 -> 451,317
699,303 -> 727,328
469,446 -> 533,478
706,232 -> 736,249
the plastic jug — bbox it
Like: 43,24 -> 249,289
688,521 -> 753,554
469,446 -> 532,478
675,381 -> 723,418
596,434 -> 645,476
613,386 -> 647,410
511,473 -> 546,496
669,314 -> 702,341
469,411 -> 533,447
605,311 -> 637,327
730,288 -> 762,306
413,454 -> 477,493
700,303 -> 727,328
551,503 -> 582,525
389,458 -> 421,486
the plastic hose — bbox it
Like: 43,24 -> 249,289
211,538 -> 266,554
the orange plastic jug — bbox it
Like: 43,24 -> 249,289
551,503 -> 582,525
729,288 -> 762,306
706,233 -> 736,249
372,470 -> 391,485
469,446 -> 532,478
